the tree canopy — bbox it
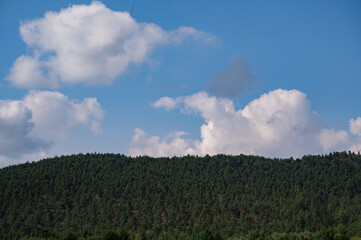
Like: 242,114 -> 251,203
1,152 -> 361,239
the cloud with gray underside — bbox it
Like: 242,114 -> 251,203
0,91 -> 104,167
205,57 -> 257,98
0,100 -> 50,159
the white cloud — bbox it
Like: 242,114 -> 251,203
350,117 -> 361,136
130,89 -> 351,158
349,142 -> 361,153
130,128 -> 195,157
169,26 -> 218,45
349,117 -> 361,153
0,91 -> 104,167
23,90 -> 104,139
7,1 -> 216,88
319,129 -> 349,153
152,96 -> 182,111
8,55 -> 57,89
0,151 -> 48,168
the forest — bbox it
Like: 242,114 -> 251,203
1,152 -> 361,240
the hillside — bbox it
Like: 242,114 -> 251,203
1,152 -> 361,239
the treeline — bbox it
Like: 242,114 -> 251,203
1,152 -> 361,239
8,225 -> 361,240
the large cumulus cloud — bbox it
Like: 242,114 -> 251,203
7,1 -> 216,88
0,91 -> 104,167
131,89 -> 351,158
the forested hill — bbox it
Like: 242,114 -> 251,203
1,152 -> 361,239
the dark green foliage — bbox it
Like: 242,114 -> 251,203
118,230 -> 131,240
101,229 -> 130,240
64,232 -> 78,240
1,152 -> 361,239
103,230 -> 120,240
188,230 -> 223,240
38,228 -> 58,239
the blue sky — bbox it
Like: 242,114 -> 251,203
1,0 -> 361,167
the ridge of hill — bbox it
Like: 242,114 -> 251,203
1,152 -> 361,239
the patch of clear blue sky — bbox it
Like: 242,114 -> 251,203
1,0 -> 360,156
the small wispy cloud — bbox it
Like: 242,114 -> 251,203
152,96 -> 183,111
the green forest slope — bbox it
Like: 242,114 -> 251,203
1,152 -> 361,239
